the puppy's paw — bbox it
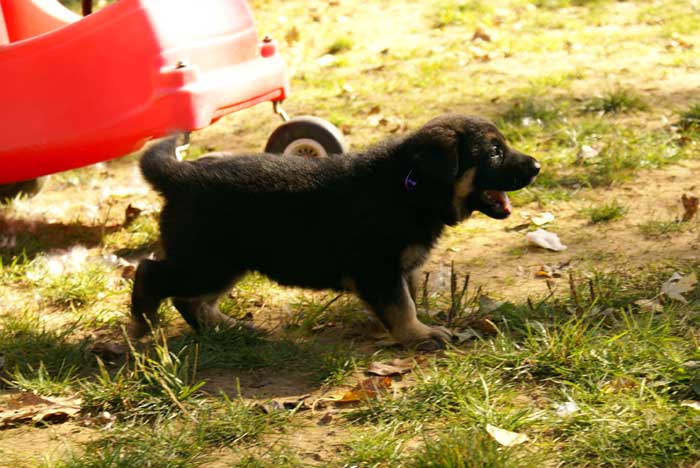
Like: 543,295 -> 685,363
394,322 -> 453,351
127,320 -> 152,339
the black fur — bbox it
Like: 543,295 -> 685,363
131,114 -> 539,349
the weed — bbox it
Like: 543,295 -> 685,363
499,98 -> 562,127
7,361 -> 79,395
197,392 -> 290,446
80,336 -> 204,419
48,420 -> 208,468
431,0 -> 491,28
411,429 -> 538,468
583,200 -> 627,223
0,313 -> 93,388
639,219 -> 689,238
678,103 -> 700,131
327,37 -> 354,55
584,89 -> 648,114
343,422 -> 409,467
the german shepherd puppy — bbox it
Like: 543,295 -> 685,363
131,114 -> 539,350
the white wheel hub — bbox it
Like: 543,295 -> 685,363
283,138 -> 327,158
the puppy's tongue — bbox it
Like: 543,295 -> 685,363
485,190 -> 512,213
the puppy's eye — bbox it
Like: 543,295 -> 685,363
490,145 -> 503,163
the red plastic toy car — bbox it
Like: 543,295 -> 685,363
0,0 -> 346,198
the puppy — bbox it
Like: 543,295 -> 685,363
131,114 -> 539,350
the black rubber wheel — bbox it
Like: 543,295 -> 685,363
0,177 -> 46,202
264,116 -> 348,157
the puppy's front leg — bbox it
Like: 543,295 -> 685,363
359,276 -> 452,351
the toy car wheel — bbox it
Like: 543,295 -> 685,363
265,116 -> 348,157
0,178 -> 46,202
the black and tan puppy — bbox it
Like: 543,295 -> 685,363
131,114 -> 539,350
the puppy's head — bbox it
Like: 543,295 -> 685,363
406,114 -> 540,225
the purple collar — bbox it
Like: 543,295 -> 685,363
404,170 -> 417,191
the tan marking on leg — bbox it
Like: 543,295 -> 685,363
367,279 -> 452,349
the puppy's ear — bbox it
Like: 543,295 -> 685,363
407,127 -> 459,185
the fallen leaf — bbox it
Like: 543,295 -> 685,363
486,424 -> 529,447
0,393 -> 82,427
366,358 -> 414,376
530,212 -> 555,226
334,377 -> 393,403
472,318 -> 499,335
472,25 -> 493,42
317,412 -> 334,426
526,229 -> 567,251
634,298 -> 664,312
681,400 -> 700,410
535,261 -> 571,279
555,400 -> 580,417
681,194 -> 699,222
285,26 -> 300,44
661,272 -> 698,304
535,268 -> 553,278
576,144 -> 601,163
454,328 -> 481,343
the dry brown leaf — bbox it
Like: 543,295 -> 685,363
535,268 -> 553,278
485,424 -> 529,446
472,318 -> 499,335
334,376 -> 393,403
317,412 -> 334,425
285,26 -> 300,45
681,400 -> 700,410
472,26 -> 493,42
662,272 -> 698,304
634,298 -> 664,313
0,393 -> 81,427
366,358 -> 414,376
681,194 -> 699,222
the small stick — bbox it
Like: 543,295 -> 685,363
588,278 -> 596,303
421,271 -> 430,314
569,271 -> 582,313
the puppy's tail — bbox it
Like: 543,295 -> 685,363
140,135 -> 192,194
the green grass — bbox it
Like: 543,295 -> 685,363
80,336 -> 204,419
584,89 -> 649,114
327,37 -> 354,55
678,103 -> 700,131
0,313 -> 94,390
638,219 -> 690,237
431,0 -> 492,28
583,200 -> 627,223
411,429 -> 538,468
6,0 -> 700,466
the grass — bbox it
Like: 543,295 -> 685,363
5,0 -> 700,466
638,219 -> 690,237
411,429 -> 538,468
584,89 -> 649,114
583,200 -> 627,223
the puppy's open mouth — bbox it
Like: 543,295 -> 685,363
470,190 -> 513,219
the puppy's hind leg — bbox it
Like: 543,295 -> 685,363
130,259 -> 171,338
357,276 -> 452,351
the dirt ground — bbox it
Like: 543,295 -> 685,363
2,0 -> 700,466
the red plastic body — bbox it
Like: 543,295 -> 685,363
0,0 -> 288,183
